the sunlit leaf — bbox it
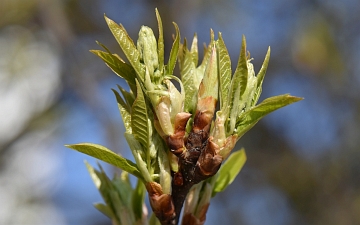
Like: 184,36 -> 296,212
256,46 -> 271,90
235,94 -> 303,139
96,40 -> 112,53
180,46 -> 197,113
117,84 -> 135,107
131,80 -> 150,149
124,133 -> 152,182
94,203 -> 113,219
227,35 -> 248,134
109,189 -> 134,224
66,143 -> 143,180
155,8 -> 164,72
105,15 -> 145,81
198,44 -> 218,100
190,33 -> 198,66
90,50 -> 137,93
132,180 -> 146,220
237,35 -> 249,97
112,89 -> 132,133
216,33 -> 232,110
167,22 -> 180,75
213,148 -> 246,196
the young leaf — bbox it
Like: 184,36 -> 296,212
198,44 -> 218,100
158,145 -> 171,194
235,94 -> 303,139
124,133 -> 152,182
131,80 -> 150,149
66,143 -> 143,180
166,22 -> 180,75
227,35 -> 248,134
90,50 -> 137,93
112,174 -> 133,208
216,33 -> 232,111
180,46 -> 197,113
137,26 -> 159,75
190,33 -> 198,66
131,179 -> 146,220
237,35 -> 249,97
109,189 -> 134,225
94,203 -> 114,219
117,85 -> 135,107
104,15 -> 145,81
255,46 -> 271,91
155,8 -> 164,72
86,163 -> 122,223
112,89 -> 132,133
212,148 -> 247,196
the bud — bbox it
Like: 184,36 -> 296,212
137,26 -> 159,76
146,182 -> 175,223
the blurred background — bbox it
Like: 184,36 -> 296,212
1,0 -> 359,224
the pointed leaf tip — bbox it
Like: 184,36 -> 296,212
167,22 -> 180,75
65,143 -> 143,181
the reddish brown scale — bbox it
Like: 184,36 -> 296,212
173,172 -> 184,186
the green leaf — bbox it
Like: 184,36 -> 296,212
180,46 -> 198,113
237,35 -> 249,97
256,46 -> 271,92
85,162 -> 129,225
112,89 -> 132,133
131,180 -> 146,220
166,22 -> 180,75
96,40 -> 112,53
235,94 -> 303,139
112,174 -> 133,208
90,50 -> 137,93
198,44 -> 218,100
66,143 -> 143,180
94,203 -> 114,219
251,47 -> 271,106
158,145 -> 171,194
155,8 -> 164,72
227,35 -> 248,134
117,84 -> 135,107
131,80 -> 150,149
216,32 -> 232,110
137,26 -> 159,75
124,133 -> 152,182
213,148 -> 247,195
190,33 -> 198,66
112,88 -> 130,113
105,15 -> 145,81
109,189 -> 134,225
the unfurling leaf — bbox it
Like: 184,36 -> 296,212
227,35 -> 248,134
216,32 -> 232,111
137,26 -> 159,76
180,45 -> 198,113
155,8 -> 164,72
167,22 -> 180,75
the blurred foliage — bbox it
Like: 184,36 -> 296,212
1,0 -> 360,225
